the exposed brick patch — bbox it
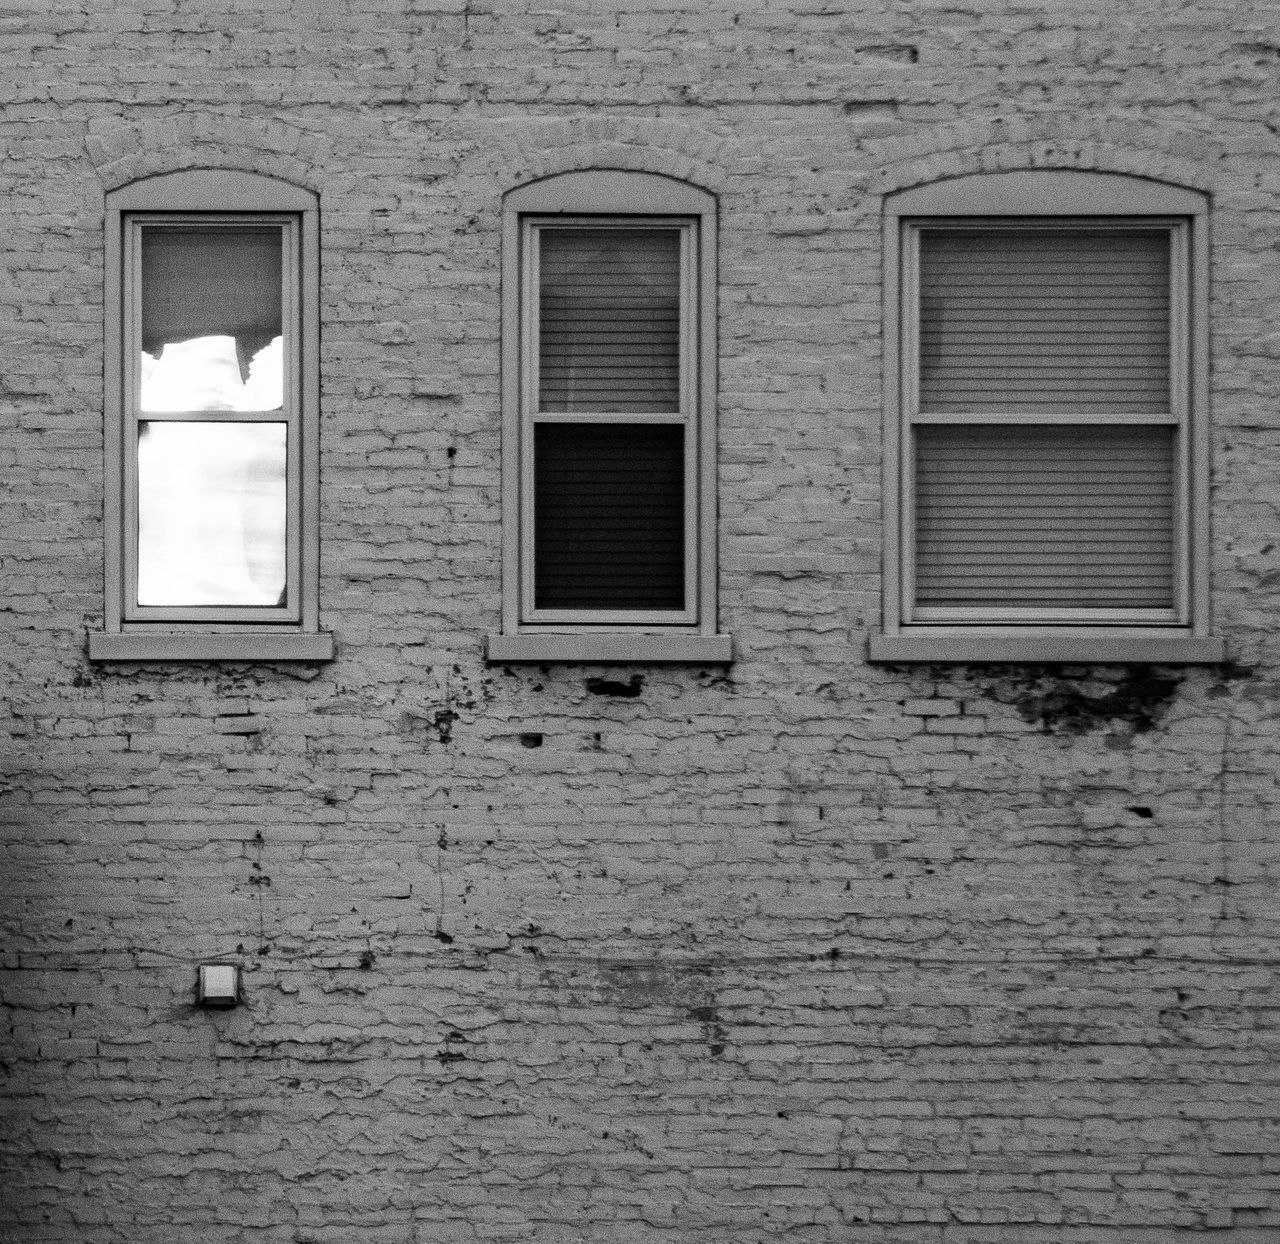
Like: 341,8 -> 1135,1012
85,117 -> 331,191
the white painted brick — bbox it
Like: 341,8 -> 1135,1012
2,3 -> 1280,1241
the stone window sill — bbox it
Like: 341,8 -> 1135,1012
868,630 -> 1225,665
88,631 -> 335,662
486,632 -> 733,664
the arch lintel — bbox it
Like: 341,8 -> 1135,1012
106,168 -> 316,213
887,169 -> 1206,218
505,169 -> 714,216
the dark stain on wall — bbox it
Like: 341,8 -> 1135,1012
398,706 -> 459,744
855,43 -> 919,63
975,667 -> 1183,735
690,1004 -> 728,1056
586,675 -> 644,698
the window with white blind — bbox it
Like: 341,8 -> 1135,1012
90,170 -> 330,661
871,171 -> 1222,663
489,170 -> 730,663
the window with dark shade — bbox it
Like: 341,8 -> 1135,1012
534,422 -> 685,611
493,170 -> 724,662
518,214 -> 697,627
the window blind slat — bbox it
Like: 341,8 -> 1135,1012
919,229 -> 1170,415
539,229 -> 681,413
914,424 -> 1175,609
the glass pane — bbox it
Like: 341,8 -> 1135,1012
140,226 -> 284,412
539,228 -> 681,413
534,422 -> 685,611
919,228 -> 1170,415
137,421 -> 287,607
914,423 -> 1175,609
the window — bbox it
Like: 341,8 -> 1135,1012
870,171 -> 1223,663
487,170 -> 730,663
90,170 -> 330,660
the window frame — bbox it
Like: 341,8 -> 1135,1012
521,215 -> 699,627
90,170 -> 330,662
870,170 -> 1223,664
488,170 -> 731,664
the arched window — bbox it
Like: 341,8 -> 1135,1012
487,170 -> 730,664
871,170 -> 1221,663
91,170 -> 329,660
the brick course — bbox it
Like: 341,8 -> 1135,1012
4,1 -> 1280,1240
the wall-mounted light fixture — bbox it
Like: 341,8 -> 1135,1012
197,963 -> 242,1008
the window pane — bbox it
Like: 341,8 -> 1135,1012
534,423 -> 685,610
914,423 -> 1175,609
137,421 -> 287,607
919,228 -> 1170,415
140,227 -> 283,412
539,228 -> 681,413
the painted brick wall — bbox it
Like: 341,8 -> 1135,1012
4,2 -> 1280,1241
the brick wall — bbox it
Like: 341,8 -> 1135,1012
4,2 -> 1280,1240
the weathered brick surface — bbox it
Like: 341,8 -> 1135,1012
4,2 -> 1280,1240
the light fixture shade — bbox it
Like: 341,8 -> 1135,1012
197,964 -> 241,1007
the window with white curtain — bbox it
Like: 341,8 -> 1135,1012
135,222 -> 291,611
90,170 -> 329,662
871,171 -> 1222,664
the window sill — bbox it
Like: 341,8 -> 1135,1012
88,631 -> 335,662
868,630 -> 1225,665
486,632 -> 733,664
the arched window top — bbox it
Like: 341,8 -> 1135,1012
107,169 -> 316,213
886,170 -> 1206,218
505,169 -> 714,217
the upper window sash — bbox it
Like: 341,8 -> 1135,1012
525,217 -> 696,421
126,214 -> 299,418
902,217 -> 1187,425
520,216 -> 699,627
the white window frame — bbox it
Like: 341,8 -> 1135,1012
90,170 -> 331,661
487,170 -> 731,664
870,170 -> 1224,664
